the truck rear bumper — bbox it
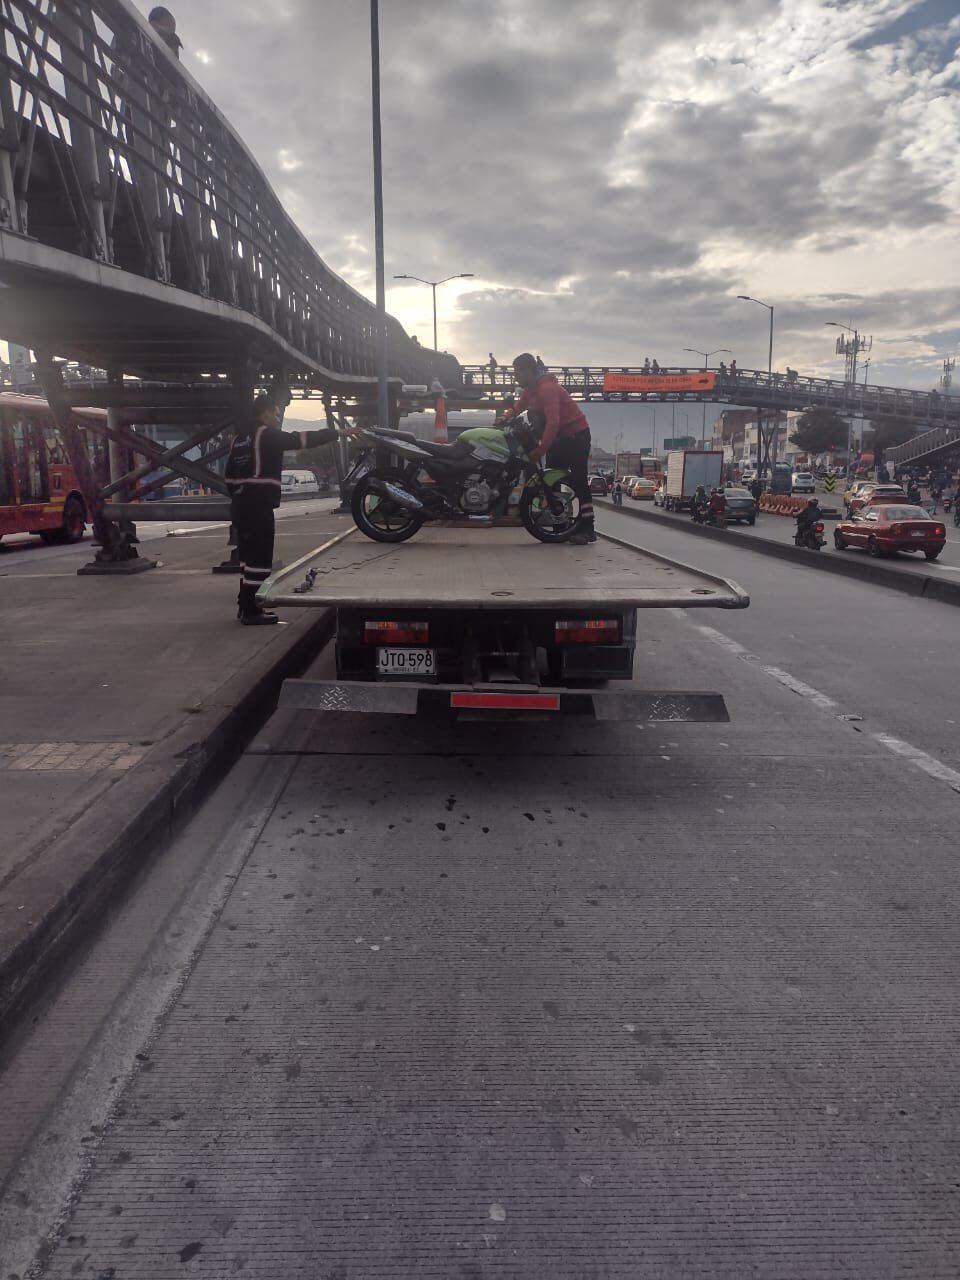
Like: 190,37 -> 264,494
278,679 -> 729,722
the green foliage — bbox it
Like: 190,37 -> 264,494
788,408 -> 848,454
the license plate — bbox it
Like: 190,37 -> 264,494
911,530 -> 925,537
377,647 -> 436,677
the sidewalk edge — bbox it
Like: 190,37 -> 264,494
0,610 -> 334,1031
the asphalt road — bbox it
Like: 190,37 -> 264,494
628,496 -> 960,572
2,511 -> 960,1278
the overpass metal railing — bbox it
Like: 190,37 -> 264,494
0,0 -> 458,387
458,365 -> 958,425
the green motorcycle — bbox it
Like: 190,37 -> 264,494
346,410 -> 583,544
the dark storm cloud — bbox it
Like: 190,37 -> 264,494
154,0 -> 959,386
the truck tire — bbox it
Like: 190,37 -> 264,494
351,471 -> 424,543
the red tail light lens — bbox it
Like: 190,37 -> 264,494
555,619 -> 622,645
814,522 -> 824,532
889,524 -> 902,536
935,526 -> 945,536
363,620 -> 429,644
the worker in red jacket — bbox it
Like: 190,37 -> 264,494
505,352 -> 595,544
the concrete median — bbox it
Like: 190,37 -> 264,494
597,499 -> 960,606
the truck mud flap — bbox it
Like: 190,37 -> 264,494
279,680 -> 729,723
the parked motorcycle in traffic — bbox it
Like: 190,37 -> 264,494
345,411 -> 582,544
794,519 -> 826,551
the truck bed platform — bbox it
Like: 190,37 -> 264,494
258,526 -> 749,611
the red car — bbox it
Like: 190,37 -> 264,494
834,503 -> 946,560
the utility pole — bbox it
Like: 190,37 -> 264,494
684,347 -> 730,448
370,0 -> 389,432
393,272 -> 475,352
737,296 -> 774,480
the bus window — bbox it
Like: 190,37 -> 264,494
12,418 -> 48,502
0,425 -> 13,505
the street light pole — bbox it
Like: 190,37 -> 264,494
393,272 -> 475,353
370,0 -> 389,432
737,296 -> 774,479
684,346 -> 731,448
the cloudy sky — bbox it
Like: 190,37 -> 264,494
144,0 -> 958,398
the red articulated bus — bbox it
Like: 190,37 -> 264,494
0,392 -> 107,545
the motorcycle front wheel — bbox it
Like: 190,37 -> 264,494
351,470 -> 425,543
519,476 -> 580,543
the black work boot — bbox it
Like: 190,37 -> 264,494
569,518 -> 597,545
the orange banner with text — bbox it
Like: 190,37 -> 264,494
603,372 -> 717,394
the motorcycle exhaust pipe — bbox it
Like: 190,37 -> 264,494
367,477 -> 425,512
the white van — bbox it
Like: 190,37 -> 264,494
281,469 -> 320,497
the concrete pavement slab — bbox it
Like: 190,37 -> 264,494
0,509 -> 348,1025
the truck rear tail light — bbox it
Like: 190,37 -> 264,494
363,620 -> 429,644
554,619 -> 622,645
451,692 -> 560,711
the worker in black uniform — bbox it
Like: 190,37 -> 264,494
225,394 -> 345,625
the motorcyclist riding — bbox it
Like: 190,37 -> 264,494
691,484 -> 708,521
707,487 -> 727,523
612,478 -> 623,506
794,497 -> 822,546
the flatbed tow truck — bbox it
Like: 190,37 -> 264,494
258,525 -> 749,721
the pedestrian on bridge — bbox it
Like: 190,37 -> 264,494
225,395 -> 346,625
148,6 -> 183,58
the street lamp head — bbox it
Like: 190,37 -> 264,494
459,273 -> 475,279
736,295 -> 751,301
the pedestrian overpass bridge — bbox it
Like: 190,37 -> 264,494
1,0 -> 955,560
457,365 -> 958,431
0,0 -> 457,408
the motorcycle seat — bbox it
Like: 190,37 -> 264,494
416,439 -> 475,460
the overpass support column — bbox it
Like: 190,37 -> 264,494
36,356 -> 156,575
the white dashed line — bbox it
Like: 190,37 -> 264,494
689,619 -> 960,795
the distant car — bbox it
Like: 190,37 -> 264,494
654,479 -> 667,507
791,471 -> 816,494
740,468 -> 757,485
842,480 -> 871,510
719,485 -> 757,525
619,475 -> 640,492
629,478 -> 657,500
850,483 -> 907,514
588,474 -> 609,496
281,469 -> 320,496
834,504 -> 946,560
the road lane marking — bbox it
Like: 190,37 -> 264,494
689,619 -> 960,795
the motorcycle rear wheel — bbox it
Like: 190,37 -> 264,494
519,477 -> 580,543
351,470 -> 425,543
